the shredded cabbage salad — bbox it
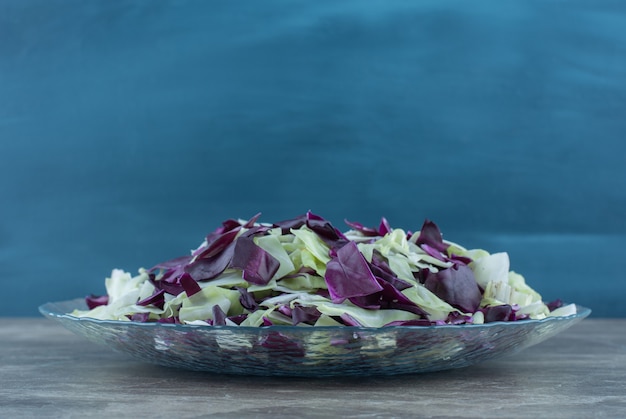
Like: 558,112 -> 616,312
72,211 -> 576,327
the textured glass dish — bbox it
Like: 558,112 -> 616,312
40,299 -> 590,377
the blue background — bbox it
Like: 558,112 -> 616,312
1,0 -> 624,317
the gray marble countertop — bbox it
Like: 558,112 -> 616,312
1,318 -> 624,418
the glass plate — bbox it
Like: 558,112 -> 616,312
39,299 -> 590,377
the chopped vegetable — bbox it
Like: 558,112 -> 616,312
71,211 -> 576,326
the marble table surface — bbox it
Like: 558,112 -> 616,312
1,317 -> 624,418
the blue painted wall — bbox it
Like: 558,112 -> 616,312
1,0 -> 625,316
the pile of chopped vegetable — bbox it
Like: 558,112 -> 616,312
72,211 -> 576,327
